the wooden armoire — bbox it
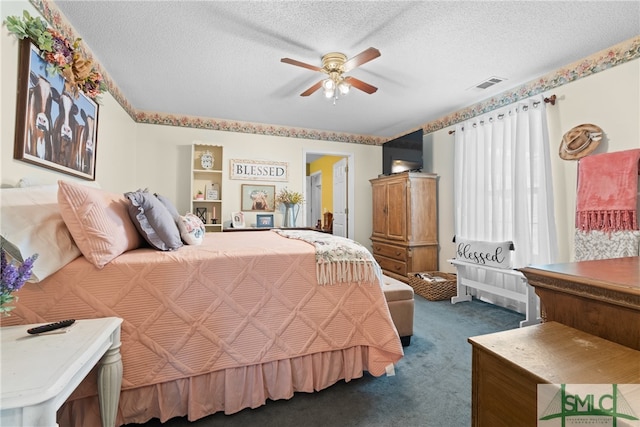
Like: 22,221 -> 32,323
370,171 -> 438,282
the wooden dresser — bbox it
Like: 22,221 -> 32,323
370,172 -> 438,283
519,256 -> 640,350
468,321 -> 640,427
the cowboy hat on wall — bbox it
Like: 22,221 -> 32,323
559,124 -> 604,160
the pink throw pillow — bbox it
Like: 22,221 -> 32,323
57,180 -> 142,268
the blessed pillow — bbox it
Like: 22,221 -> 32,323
1,184 -> 81,282
125,190 -> 183,251
454,237 -> 513,269
58,180 -> 142,268
178,213 -> 206,245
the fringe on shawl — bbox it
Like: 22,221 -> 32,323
272,229 -> 383,286
316,260 -> 383,286
576,209 -> 639,232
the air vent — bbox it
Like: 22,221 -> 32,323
471,76 -> 506,90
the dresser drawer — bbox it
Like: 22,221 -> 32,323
372,242 -> 408,261
375,255 -> 408,277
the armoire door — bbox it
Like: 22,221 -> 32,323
385,179 -> 407,241
371,181 -> 388,238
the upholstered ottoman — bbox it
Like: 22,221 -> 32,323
382,275 -> 414,346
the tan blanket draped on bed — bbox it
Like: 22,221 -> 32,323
273,229 -> 383,286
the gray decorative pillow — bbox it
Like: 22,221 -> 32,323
155,193 -> 180,222
125,190 -> 183,251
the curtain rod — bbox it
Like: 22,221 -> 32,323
447,95 -> 556,135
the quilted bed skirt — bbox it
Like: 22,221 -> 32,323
58,346 -> 375,426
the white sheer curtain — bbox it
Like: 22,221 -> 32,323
453,94 -> 558,310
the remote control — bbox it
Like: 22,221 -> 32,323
27,319 -> 75,335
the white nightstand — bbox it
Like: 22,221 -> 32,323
1,317 -> 123,427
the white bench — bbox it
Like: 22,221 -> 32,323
448,258 -> 541,327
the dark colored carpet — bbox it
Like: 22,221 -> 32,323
126,296 -> 524,427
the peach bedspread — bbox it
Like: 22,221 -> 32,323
1,231 -> 403,425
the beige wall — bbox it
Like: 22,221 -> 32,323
2,1 -> 638,264
134,124 -> 379,245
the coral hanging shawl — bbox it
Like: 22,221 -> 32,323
576,148 -> 640,232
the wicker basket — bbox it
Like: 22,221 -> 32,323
408,271 -> 457,301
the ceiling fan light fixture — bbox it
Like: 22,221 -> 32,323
338,81 -> 350,95
322,78 -> 335,91
282,48 -> 380,99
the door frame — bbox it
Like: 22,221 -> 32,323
302,149 -> 355,240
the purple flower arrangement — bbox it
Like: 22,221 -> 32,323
1,249 -> 38,315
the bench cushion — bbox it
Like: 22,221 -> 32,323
382,275 -> 414,302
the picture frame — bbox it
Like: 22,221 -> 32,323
256,214 -> 274,228
205,183 -> 219,201
231,211 -> 245,228
241,184 -> 276,212
14,39 -> 99,180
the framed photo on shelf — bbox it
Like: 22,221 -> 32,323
14,39 -> 99,180
231,211 -> 245,228
205,183 -> 219,200
256,214 -> 274,228
241,184 -> 275,212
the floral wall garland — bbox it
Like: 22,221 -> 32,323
4,10 -> 105,100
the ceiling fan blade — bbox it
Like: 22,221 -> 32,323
344,76 -> 378,94
343,47 -> 381,72
281,57 -> 323,72
300,80 -> 323,96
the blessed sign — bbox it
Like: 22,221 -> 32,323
229,159 -> 289,182
454,238 -> 513,269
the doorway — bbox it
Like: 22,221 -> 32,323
306,171 -> 322,229
302,150 -> 355,239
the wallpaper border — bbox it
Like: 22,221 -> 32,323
422,36 -> 640,135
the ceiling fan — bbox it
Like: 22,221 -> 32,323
281,47 -> 381,99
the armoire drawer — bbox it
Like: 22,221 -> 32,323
372,242 -> 408,261
375,255 -> 408,277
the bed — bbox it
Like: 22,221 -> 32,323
0,182 -> 403,426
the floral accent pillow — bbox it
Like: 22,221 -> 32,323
178,213 -> 206,245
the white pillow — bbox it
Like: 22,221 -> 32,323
178,213 -> 206,245
1,185 -> 81,282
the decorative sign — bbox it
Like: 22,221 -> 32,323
230,159 -> 288,182
454,238 -> 513,269
205,183 -> 219,200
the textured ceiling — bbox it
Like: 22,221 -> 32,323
53,1 -> 640,139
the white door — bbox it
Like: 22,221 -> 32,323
306,172 -> 322,227
332,157 -> 348,237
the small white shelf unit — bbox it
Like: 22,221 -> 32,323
191,143 -> 223,232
